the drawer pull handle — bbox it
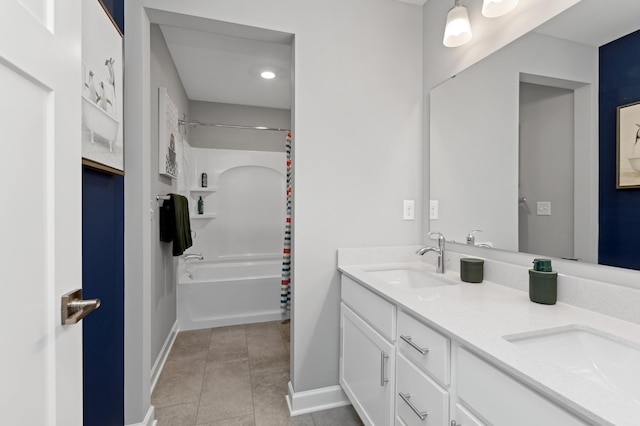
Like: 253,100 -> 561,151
400,335 -> 429,355
380,352 -> 389,387
399,392 -> 428,420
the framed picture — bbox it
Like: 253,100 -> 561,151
159,87 -> 179,179
617,101 -> 640,188
81,0 -> 124,175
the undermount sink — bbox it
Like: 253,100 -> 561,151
364,267 -> 454,289
504,325 -> 640,405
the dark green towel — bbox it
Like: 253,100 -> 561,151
159,194 -> 193,256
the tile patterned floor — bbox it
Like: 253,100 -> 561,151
152,321 -> 363,426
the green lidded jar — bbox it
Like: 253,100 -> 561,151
460,258 -> 484,283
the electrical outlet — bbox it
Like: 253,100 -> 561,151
536,201 -> 551,216
430,200 -> 439,220
403,200 -> 415,220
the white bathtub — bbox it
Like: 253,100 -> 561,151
177,259 -> 286,330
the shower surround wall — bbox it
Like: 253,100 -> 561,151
183,145 -> 286,261
178,144 -> 287,329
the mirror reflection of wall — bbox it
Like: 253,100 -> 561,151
518,83 -> 574,259
430,31 -> 597,258
430,0 -> 640,270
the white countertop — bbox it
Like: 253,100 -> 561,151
339,260 -> 640,426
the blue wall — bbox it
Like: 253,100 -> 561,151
599,29 -> 640,270
82,167 -> 124,425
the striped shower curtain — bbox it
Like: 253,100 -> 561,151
281,131 -> 292,310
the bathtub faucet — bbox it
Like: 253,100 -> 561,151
183,253 -> 204,261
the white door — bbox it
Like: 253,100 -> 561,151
0,1 -> 83,425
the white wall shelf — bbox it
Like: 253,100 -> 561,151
190,187 -> 217,199
190,213 -> 217,220
190,213 -> 216,228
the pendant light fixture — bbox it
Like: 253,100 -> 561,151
482,0 -> 519,18
443,0 -> 472,48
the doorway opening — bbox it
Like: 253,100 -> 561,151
517,73 -> 596,263
518,82 -> 575,258
146,10 -> 296,418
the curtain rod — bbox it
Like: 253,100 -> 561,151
178,118 -> 290,132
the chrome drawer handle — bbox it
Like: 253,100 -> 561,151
380,352 -> 389,387
399,392 -> 428,421
400,335 -> 429,355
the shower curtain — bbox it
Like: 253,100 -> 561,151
281,131 -> 292,310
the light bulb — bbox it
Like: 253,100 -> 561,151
260,71 -> 276,80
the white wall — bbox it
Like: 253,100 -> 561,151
149,24 -> 190,368
124,2 -> 152,422
429,32 -> 597,251
135,0 -> 424,400
189,101 -> 290,152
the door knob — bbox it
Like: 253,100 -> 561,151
61,289 -> 101,325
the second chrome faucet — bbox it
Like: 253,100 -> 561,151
416,231 -> 446,273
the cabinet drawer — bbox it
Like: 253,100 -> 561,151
457,348 -> 588,426
398,311 -> 450,385
452,403 -> 485,426
342,275 -> 396,341
396,353 -> 448,426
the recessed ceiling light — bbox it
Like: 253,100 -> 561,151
260,71 -> 276,80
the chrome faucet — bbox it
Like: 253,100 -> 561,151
416,231 -> 446,273
183,253 -> 204,261
466,230 -> 482,245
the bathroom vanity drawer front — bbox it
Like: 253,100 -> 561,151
452,402 -> 485,426
396,353 -> 448,426
342,275 -> 396,341
457,348 -> 588,426
398,311 -> 450,386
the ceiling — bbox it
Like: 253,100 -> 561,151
159,24 -> 292,110
534,0 -> 640,47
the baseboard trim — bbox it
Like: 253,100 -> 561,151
150,321 -> 178,393
126,405 -> 156,426
285,381 -> 351,416
179,311 -> 286,331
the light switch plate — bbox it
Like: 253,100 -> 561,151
403,200 -> 415,220
536,201 -> 551,216
430,200 -> 439,220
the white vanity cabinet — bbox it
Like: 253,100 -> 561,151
340,276 -> 396,426
339,273 -> 592,426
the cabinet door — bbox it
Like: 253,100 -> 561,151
341,303 -> 395,426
